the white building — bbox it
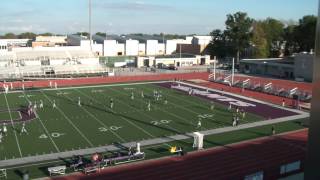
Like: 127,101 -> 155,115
146,40 -> 158,55
125,39 -> 139,56
0,39 -> 30,52
35,36 -> 67,45
193,36 -> 212,46
138,43 -> 146,56
103,40 -> 126,56
166,39 -> 192,55
136,54 -> 210,68
0,40 -> 8,53
104,40 -> 118,56
100,34 -> 212,57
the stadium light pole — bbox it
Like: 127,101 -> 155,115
213,56 -> 216,81
231,57 -> 235,86
89,0 -> 93,51
305,0 -> 320,179
162,32 -> 165,55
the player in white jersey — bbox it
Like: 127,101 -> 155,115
20,122 -> 28,135
147,101 -> 151,111
39,100 -> 44,109
78,97 -> 81,106
131,92 -> 134,100
52,100 -> 57,108
141,91 -> 144,98
3,123 -> 7,136
33,101 -> 37,110
197,119 -> 202,128
164,98 -> 168,105
110,98 -> 114,109
210,101 -> 215,110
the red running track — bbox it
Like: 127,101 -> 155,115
51,129 -> 308,180
0,73 -> 210,89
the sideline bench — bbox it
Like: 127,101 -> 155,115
48,165 -> 66,176
84,164 -> 100,174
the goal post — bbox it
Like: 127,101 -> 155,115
193,132 -> 204,150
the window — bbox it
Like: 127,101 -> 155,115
244,171 -> 263,180
280,161 -> 301,175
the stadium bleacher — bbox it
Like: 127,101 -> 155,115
0,49 -> 106,79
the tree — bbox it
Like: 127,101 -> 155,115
283,24 -> 299,56
283,15 -> 316,55
95,32 -> 106,37
224,12 -> 253,63
76,32 -> 90,38
261,18 -> 285,57
18,32 -> 37,39
3,33 -> 17,39
251,22 -> 269,58
208,29 -> 235,59
295,15 -> 317,52
38,32 -> 53,36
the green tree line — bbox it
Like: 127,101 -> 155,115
208,12 -> 317,62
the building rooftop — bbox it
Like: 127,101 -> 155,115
155,53 -> 196,59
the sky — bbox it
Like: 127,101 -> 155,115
0,0 -> 317,35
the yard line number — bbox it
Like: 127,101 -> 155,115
197,114 -> 213,119
39,132 -> 65,139
150,120 -> 172,126
98,126 -> 123,132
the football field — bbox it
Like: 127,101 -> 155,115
0,81 -> 280,162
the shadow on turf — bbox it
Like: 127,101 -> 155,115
13,169 -> 24,178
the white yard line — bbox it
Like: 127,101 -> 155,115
3,93 -> 23,157
107,87 -> 179,146
142,86 -> 230,126
22,92 -> 60,153
74,87 -> 161,145
61,89 -> 126,143
40,90 -> 94,147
